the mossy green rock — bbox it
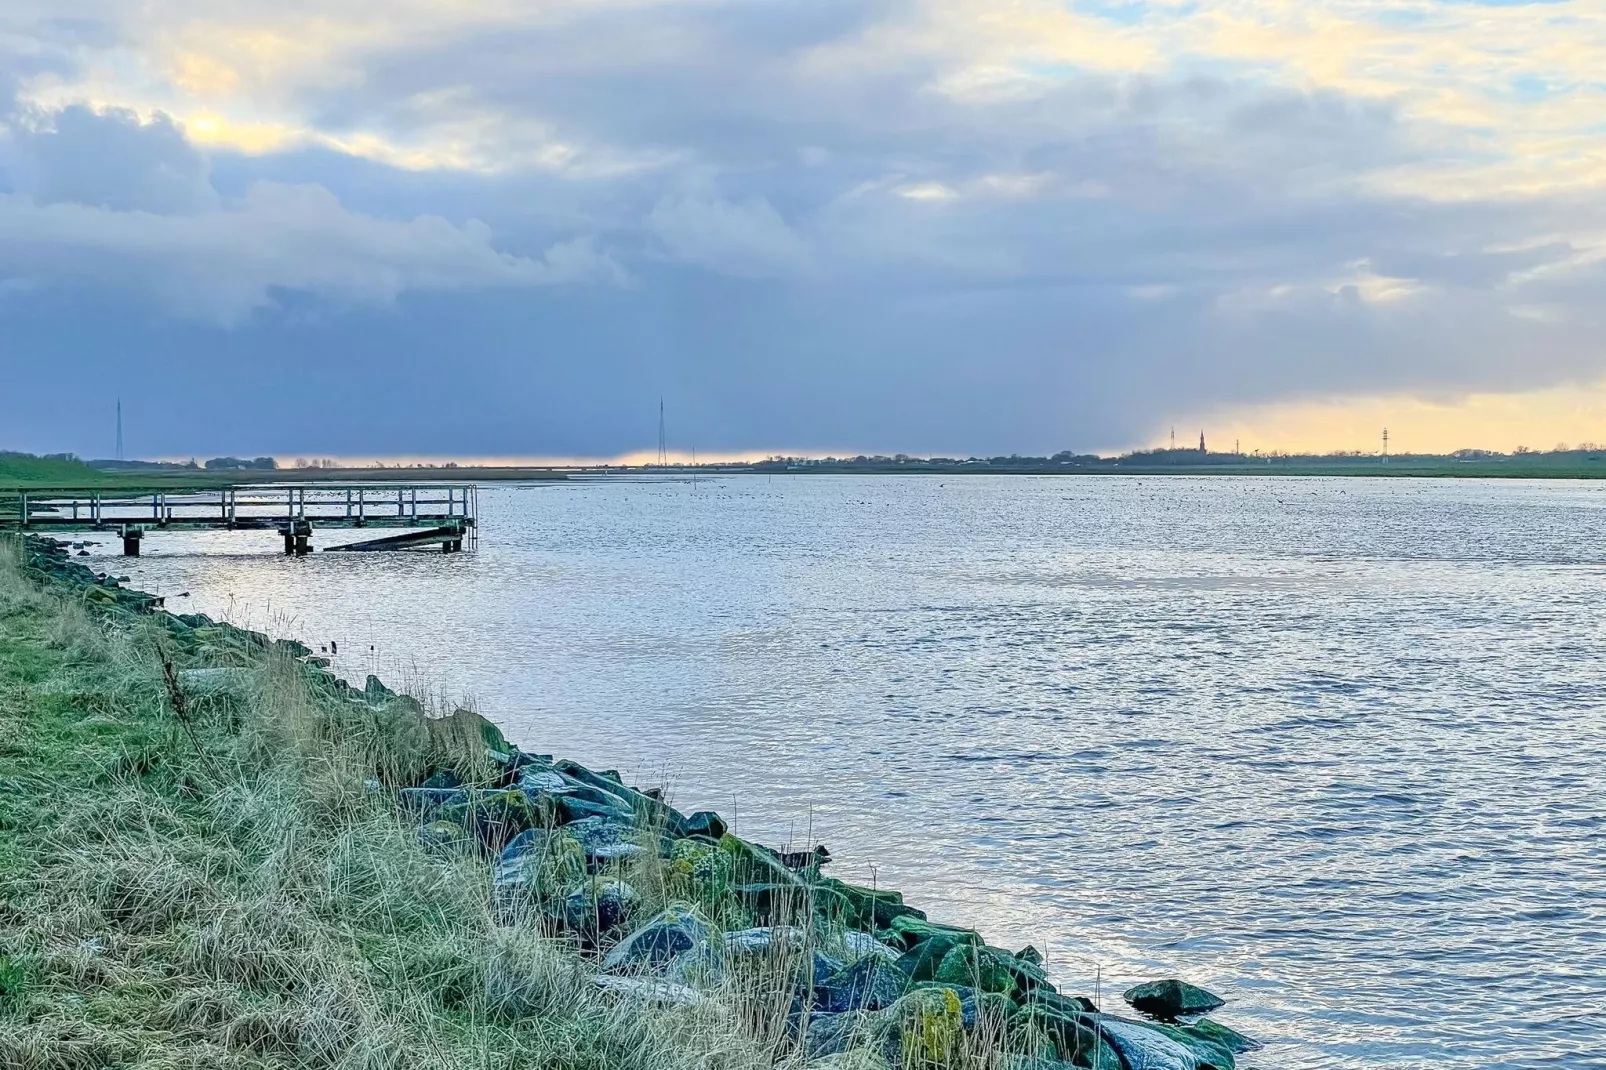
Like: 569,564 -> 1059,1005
494,829 -> 585,895
601,905 -> 712,973
1009,1005 -> 1121,1070
439,789 -> 539,851
935,943 -> 1018,997
887,987 -> 966,1067
563,877 -> 640,936
817,877 -> 925,930
1183,1017 -> 1260,1055
885,915 -> 981,951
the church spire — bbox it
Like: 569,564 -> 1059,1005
1199,430 -> 1206,453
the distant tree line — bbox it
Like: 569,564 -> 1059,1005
203,456 -> 278,470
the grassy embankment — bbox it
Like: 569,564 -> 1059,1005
1,541 -> 1112,1070
0,540 -> 796,1070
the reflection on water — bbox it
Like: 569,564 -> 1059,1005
101,475 -> 1606,1069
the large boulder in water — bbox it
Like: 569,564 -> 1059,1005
1122,979 -> 1225,1021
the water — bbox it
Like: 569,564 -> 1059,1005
96,475 -> 1606,1068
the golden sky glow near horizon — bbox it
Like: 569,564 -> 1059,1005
1166,379 -> 1606,456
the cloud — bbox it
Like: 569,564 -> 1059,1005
647,194 -> 811,277
2,0 -> 1606,456
0,103 -> 619,322
9,105 -> 217,214
0,182 -> 620,323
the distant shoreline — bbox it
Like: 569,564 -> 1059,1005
9,454 -> 1606,493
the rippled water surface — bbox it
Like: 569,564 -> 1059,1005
101,475 -> 1606,1068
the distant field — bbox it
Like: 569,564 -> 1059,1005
6,451 -> 1605,491
0,456 -> 568,491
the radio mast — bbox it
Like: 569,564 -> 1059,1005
657,398 -> 668,467
115,399 -> 123,462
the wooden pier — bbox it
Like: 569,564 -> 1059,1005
2,483 -> 477,556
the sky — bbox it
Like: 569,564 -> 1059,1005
2,0 -> 1606,461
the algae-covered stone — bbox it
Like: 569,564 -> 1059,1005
816,956 -> 911,1013
887,986 -> 965,1067
804,1010 -> 884,1059
935,943 -> 1018,997
1122,979 -> 1225,1021
885,915 -> 981,952
817,878 -> 925,931
439,790 -> 539,851
493,829 -> 585,899
890,920 -> 982,983
601,905 -> 713,974
1182,1018 -> 1260,1055
416,821 -> 470,853
563,877 -> 640,937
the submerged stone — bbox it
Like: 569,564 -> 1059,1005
1122,979 -> 1226,1021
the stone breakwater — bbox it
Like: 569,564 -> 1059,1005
21,536 -> 1262,1070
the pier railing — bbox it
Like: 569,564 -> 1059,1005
2,483 -> 478,555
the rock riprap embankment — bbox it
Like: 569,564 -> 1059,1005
21,536 -> 1262,1070
395,715 -> 1260,1069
